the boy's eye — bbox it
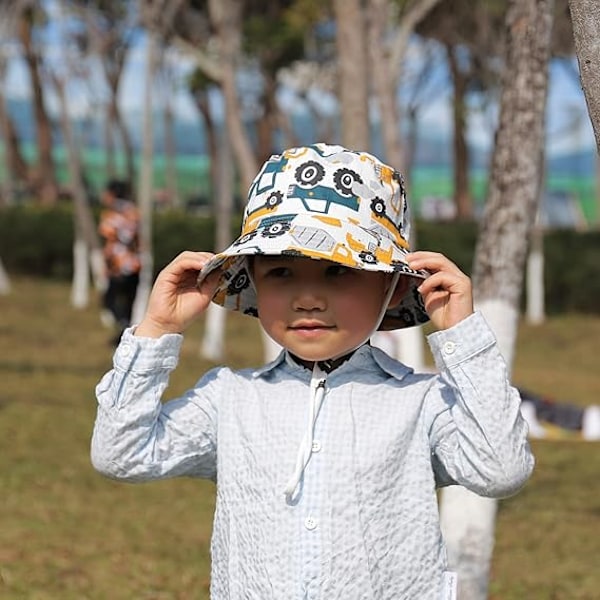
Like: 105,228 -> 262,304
325,265 -> 351,277
264,266 -> 291,278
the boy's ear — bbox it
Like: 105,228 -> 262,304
387,276 -> 411,309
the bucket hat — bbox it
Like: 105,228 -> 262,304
197,143 -> 429,330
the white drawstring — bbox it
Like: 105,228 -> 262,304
282,271 -> 401,504
284,363 -> 327,504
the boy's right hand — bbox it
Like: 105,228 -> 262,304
135,251 -> 221,338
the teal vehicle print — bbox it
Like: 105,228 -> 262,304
287,183 -> 360,214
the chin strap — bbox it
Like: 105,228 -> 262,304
284,363 -> 327,504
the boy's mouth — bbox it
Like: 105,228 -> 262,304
289,320 -> 335,332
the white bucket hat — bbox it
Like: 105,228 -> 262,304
198,143 -> 429,330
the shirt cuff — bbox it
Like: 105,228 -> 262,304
427,311 -> 496,369
112,326 -> 184,372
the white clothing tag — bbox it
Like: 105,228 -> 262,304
440,571 -> 457,600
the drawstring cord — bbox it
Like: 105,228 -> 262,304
284,364 -> 327,504
282,271 -> 402,504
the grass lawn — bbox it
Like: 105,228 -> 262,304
0,277 -> 598,599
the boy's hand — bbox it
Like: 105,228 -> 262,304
406,251 -> 474,330
135,252 -> 220,338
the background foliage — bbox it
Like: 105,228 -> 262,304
1,205 -> 598,314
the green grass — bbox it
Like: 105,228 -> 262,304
1,278 -> 599,599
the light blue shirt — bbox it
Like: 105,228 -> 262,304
92,312 -> 534,599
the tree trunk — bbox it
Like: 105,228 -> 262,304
208,0 -> 258,192
256,73 -> 278,164
0,256 -> 11,295
439,1 -> 554,599
163,92 -> 179,208
132,32 -> 159,325
446,44 -> 473,220
334,0 -> 370,150
367,0 -> 438,371
113,93 -> 136,186
52,72 -> 105,305
18,5 -> 58,205
0,87 -> 16,206
526,223 -> 545,324
569,0 -> 600,152
527,150 -> 546,325
367,0 -> 403,168
103,105 -> 116,179
201,131 -> 232,361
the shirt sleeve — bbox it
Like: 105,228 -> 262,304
425,312 -> 535,498
91,328 -> 219,482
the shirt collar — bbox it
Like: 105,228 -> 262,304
251,343 -> 414,382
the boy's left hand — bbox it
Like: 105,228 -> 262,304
406,251 -> 474,330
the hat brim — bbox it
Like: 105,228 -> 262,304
197,214 -> 430,330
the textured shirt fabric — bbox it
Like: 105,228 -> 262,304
92,311 -> 534,600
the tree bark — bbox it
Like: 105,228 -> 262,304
569,0 -> 600,152
334,0 -> 370,150
439,1 -> 555,599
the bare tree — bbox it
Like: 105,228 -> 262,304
365,0 -> 442,371
208,0 -> 258,191
52,69 -> 105,308
131,24 -> 160,324
0,0 -> 27,294
17,1 -> 59,205
439,2 -> 555,599
0,1 -> 21,208
70,0 -> 137,184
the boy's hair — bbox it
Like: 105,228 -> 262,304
105,179 -> 131,200
198,143 -> 429,330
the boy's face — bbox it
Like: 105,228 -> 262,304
253,256 -> 407,364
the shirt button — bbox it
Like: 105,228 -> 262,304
443,341 -> 456,355
120,344 -> 132,357
311,441 -> 321,453
304,516 -> 318,531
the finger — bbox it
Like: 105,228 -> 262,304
406,251 -> 462,275
417,271 -> 469,296
198,269 -> 221,296
167,251 -> 215,275
157,252 -> 216,288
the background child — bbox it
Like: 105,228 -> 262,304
92,143 -> 534,599
98,179 -> 141,345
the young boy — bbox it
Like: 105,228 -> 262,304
92,144 -> 534,599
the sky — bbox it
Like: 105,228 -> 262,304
1,1 -> 596,158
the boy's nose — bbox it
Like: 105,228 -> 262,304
292,285 -> 327,312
